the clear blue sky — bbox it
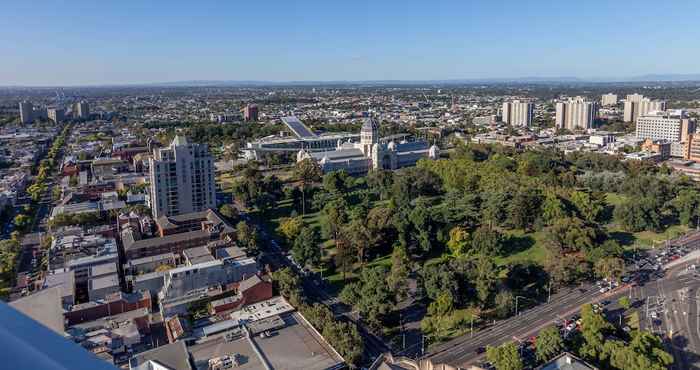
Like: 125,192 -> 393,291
2,0 -> 698,86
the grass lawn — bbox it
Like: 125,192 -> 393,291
605,192 -> 627,207
608,224 -> 689,250
497,230 -> 550,267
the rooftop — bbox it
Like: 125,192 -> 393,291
130,341 -> 192,370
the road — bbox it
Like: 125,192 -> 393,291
425,260 -> 700,369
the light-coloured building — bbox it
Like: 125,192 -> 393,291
149,136 -> 216,218
47,108 -> 65,123
297,118 -> 439,175
502,100 -> 534,126
601,93 -> 617,106
555,97 -> 598,131
74,100 -> 90,120
623,94 -> 666,123
19,101 -> 33,124
635,110 -> 695,142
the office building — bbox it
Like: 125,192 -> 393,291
148,136 -> 216,218
502,100 -> 534,126
635,110 -> 695,142
74,100 -> 90,120
19,101 -> 33,124
623,94 -> 666,123
243,104 -> 258,121
555,97 -> 598,131
47,108 -> 65,123
601,93 -> 617,106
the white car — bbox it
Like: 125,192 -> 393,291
599,287 -> 610,293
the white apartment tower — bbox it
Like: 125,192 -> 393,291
149,136 -> 216,218
75,100 -> 90,120
601,93 -> 617,106
636,110 -> 696,142
623,94 -> 665,123
555,97 -> 598,131
502,100 -> 534,126
19,101 -> 33,124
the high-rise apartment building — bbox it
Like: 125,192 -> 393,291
19,101 -> 33,124
149,136 -> 216,218
623,94 -> 665,123
48,108 -> 65,123
636,110 -> 695,142
243,104 -> 258,122
501,100 -> 534,126
74,100 -> 90,120
555,97 -> 598,131
601,93 -> 618,106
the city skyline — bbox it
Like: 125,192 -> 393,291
2,0 -> 699,86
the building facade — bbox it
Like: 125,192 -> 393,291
601,93 -> 617,106
148,136 -> 216,218
243,104 -> 258,122
19,101 -> 33,124
297,118 -> 439,175
75,100 -> 90,120
48,108 -> 65,123
635,110 -> 695,142
502,100 -> 534,126
623,94 -> 666,123
555,97 -> 598,131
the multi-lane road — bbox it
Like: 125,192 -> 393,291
425,261 -> 700,369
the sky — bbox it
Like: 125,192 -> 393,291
1,0 -> 699,86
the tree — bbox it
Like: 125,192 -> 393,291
472,255 -> 499,304
494,290 -> 514,318
543,217 -> 597,255
421,261 -> 458,301
276,216 -> 304,244
294,158 -> 322,215
421,291 -> 455,341
486,342 -> 523,370
236,221 -> 259,255
388,244 -> 410,301
346,219 -> 373,265
408,197 -> 436,254
672,188 -> 700,227
570,190 -> 605,223
340,266 -> 394,328
272,267 -> 302,305
579,303 -> 613,361
506,187 -> 542,230
471,226 -> 504,256
219,204 -> 239,222
334,234 -> 355,281
320,198 -> 348,243
13,214 -> 31,230
447,226 -> 471,257
322,170 -> 349,194
594,257 -> 625,282
613,197 -> 662,232
292,227 -> 321,268
536,326 -> 564,362
541,190 -> 567,225
618,296 -> 631,311
366,169 -> 393,200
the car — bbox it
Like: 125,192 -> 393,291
475,346 -> 486,354
600,287 -> 610,293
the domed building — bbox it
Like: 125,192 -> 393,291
297,117 -> 439,174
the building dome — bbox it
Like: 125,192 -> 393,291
296,149 -> 310,162
361,117 -> 379,133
